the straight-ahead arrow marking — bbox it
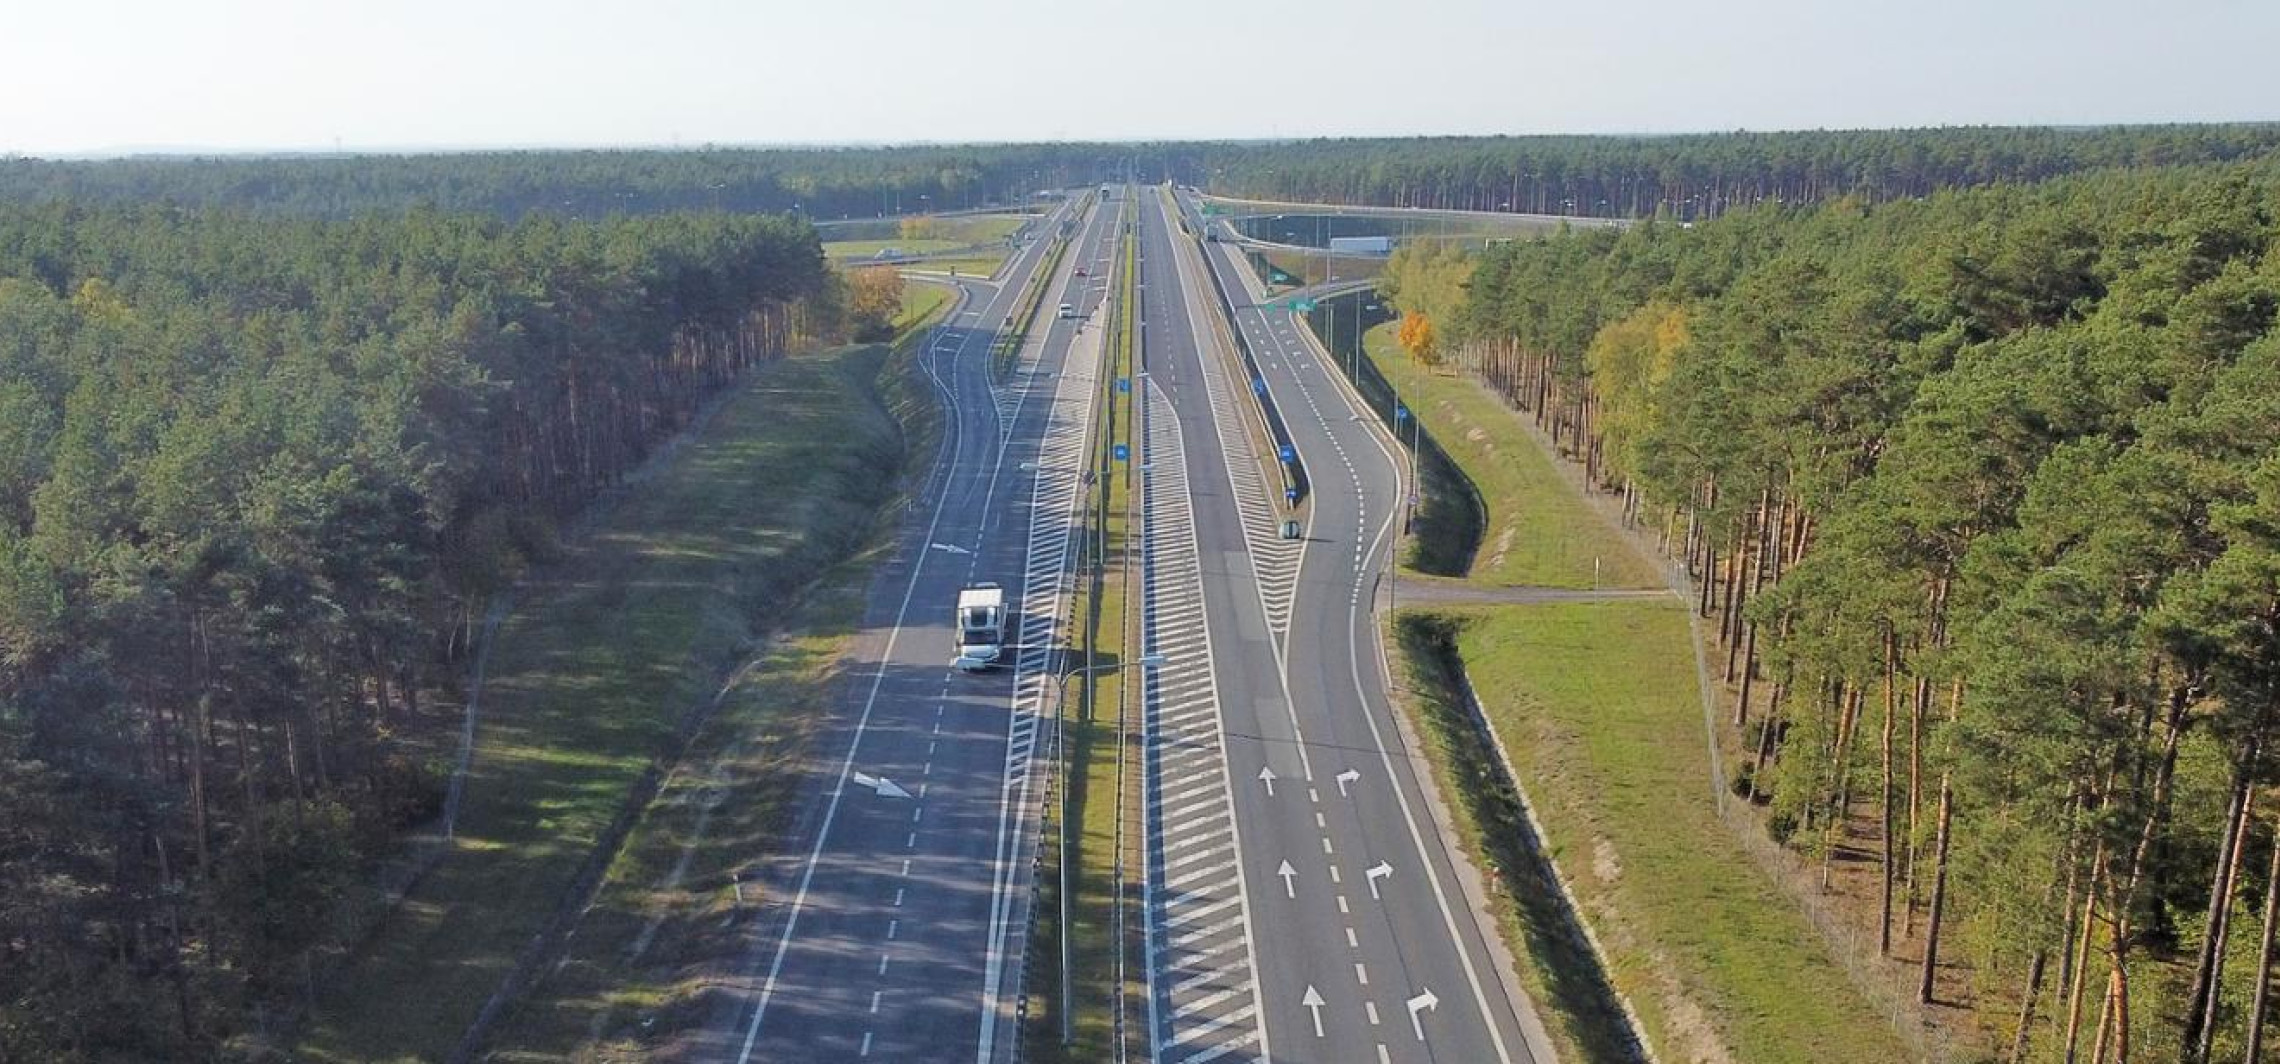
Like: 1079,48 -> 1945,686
1276,860 -> 1297,899
1302,986 -> 1326,1037
1258,765 -> 1278,797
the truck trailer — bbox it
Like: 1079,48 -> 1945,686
954,583 -> 1008,670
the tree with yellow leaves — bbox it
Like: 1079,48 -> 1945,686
846,265 -> 905,342
1396,310 -> 1439,365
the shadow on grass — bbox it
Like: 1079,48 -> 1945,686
1308,295 -> 1483,578
1396,611 -> 1648,1064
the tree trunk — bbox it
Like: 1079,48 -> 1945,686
2245,808 -> 2280,1063
1920,773 -> 1954,1003
2064,847 -> 2107,1064
1880,627 -> 1898,956
1904,672 -> 1928,935
2184,744 -> 2258,1059
2012,947 -> 2049,1062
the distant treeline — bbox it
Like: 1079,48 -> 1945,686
0,203 -> 833,1057
1399,158 -> 2280,1060
0,144 -> 1168,220
9,125 -> 2280,223
1206,125 -> 2280,218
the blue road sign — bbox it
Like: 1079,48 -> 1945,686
1279,445 -> 1295,462
1285,487 -> 1299,503
1395,404 -> 1410,421
1253,379 -> 1267,395
1113,443 -> 1130,462
1117,378 -> 1131,393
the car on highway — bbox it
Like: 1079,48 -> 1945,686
1059,302 -> 1075,318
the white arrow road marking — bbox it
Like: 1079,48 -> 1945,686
1258,765 -> 1277,797
1366,861 -> 1393,900
850,772 -> 911,800
1406,988 -> 1439,1042
1301,986 -> 1327,1037
928,542 -> 972,554
1276,860 -> 1298,899
1335,768 -> 1361,796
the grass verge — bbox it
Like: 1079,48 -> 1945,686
917,254 -> 1012,278
294,341 -> 919,1063
896,283 -> 954,333
824,237 -> 964,259
1394,613 -> 1647,1064
1359,322 -> 1660,590
1400,602 -> 1913,1064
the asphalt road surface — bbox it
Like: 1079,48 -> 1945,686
702,191 -> 1124,1064
1135,186 -> 1552,1064
692,184 -> 1550,1064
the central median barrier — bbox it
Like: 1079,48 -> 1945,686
1161,186 -> 1308,512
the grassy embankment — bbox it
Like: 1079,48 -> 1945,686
1027,204 -> 1140,1064
1343,318 -> 1912,1064
1359,322 -> 1659,590
826,214 -> 1029,276
297,294 -> 952,1062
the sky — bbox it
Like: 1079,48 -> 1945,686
2,0 -> 2275,156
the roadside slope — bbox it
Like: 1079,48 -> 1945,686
1347,322 -> 1910,1062
296,342 -> 913,1063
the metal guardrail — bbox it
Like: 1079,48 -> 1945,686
1178,195 -> 1308,509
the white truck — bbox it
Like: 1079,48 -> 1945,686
954,583 -> 1008,670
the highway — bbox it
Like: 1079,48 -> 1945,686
1136,185 -> 1554,1064
703,190 -> 1125,1063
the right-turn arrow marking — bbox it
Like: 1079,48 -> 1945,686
1406,988 -> 1439,1042
1335,769 -> 1360,796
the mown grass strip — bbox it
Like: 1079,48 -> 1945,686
1027,198 -> 1139,1064
1394,613 -> 1650,1064
1405,601 -> 1914,1064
